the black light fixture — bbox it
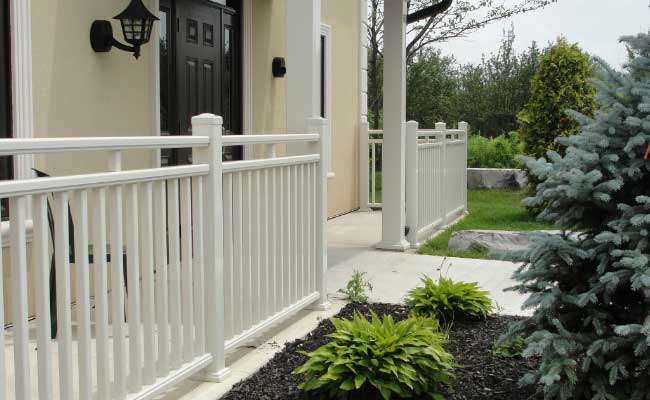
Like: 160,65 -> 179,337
90,0 -> 159,59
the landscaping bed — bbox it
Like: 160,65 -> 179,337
222,303 -> 540,400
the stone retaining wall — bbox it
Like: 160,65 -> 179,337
468,168 -> 528,189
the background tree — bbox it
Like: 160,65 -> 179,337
406,49 -> 458,127
517,37 -> 597,158
367,0 -> 557,129
503,32 -> 650,399
404,27 -> 540,133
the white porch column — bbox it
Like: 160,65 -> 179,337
286,0 -> 321,145
378,0 -> 410,251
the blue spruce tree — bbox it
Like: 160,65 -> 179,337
504,32 -> 650,400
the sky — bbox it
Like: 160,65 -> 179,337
433,0 -> 650,69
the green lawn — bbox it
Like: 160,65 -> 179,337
417,189 -> 555,259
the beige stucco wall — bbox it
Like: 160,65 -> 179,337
31,0 -> 156,175
322,0 -> 361,217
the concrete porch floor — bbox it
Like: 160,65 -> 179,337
327,210 -> 528,315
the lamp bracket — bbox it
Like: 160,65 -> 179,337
90,20 -> 142,59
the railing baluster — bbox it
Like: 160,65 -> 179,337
126,183 -> 142,391
371,142 -> 377,205
153,181 -> 169,376
243,171 -> 252,330
10,196 -> 31,400
93,188 -> 111,399
270,167 -> 279,311
0,205 -> 4,400
180,177 -> 194,362
167,179 -> 182,369
252,170 -> 261,324
192,176 -> 206,353
232,172 -> 243,335
32,194 -> 53,399
74,190 -> 93,399
280,166 -> 292,307
139,182 -> 156,385
291,165 -> 299,303
53,192 -> 73,399
299,164 -> 306,298
262,169 -> 270,318
108,150 -> 127,399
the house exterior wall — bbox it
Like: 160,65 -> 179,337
322,0 -> 361,217
31,0 -> 156,176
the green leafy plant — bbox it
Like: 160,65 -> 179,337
338,271 -> 373,303
491,336 -> 525,358
406,276 -> 493,321
467,132 -> 524,169
294,311 -> 456,400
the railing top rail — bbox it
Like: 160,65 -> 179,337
0,136 -> 210,156
417,130 -> 444,136
223,133 -> 319,146
368,130 -> 383,134
223,154 -> 320,173
0,164 -> 209,199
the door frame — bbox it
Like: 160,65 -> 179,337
150,0 -> 252,163
320,23 -> 333,177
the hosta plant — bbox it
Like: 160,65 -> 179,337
294,311 -> 456,400
406,276 -> 493,321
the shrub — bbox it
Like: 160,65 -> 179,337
517,37 -> 596,160
467,131 -> 524,169
491,336 -> 525,358
406,276 -> 493,321
503,32 -> 650,399
295,312 -> 456,400
338,271 -> 373,303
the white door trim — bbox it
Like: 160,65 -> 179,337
242,0 -> 253,160
320,23 -> 334,177
9,0 -> 34,179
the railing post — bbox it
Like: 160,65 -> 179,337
192,114 -> 231,382
405,121 -> 419,248
436,122 -> 448,227
359,121 -> 370,212
308,117 -> 331,310
459,122 -> 469,215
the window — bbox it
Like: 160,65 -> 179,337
0,0 -> 12,220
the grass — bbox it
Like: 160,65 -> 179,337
417,189 -> 555,259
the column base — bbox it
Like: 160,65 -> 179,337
376,240 -> 411,252
197,368 -> 232,383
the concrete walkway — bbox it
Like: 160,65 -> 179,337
327,211 -> 529,316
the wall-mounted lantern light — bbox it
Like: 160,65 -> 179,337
90,0 -> 159,59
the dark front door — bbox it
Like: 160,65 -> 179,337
0,0 -> 11,220
160,0 -> 242,166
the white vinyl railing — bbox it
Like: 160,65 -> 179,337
359,124 -> 383,210
406,121 -> 468,247
359,121 -> 468,247
0,114 -> 329,400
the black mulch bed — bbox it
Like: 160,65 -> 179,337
222,303 -> 541,400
